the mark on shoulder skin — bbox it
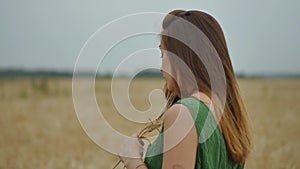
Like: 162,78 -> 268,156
172,164 -> 185,169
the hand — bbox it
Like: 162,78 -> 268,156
119,134 -> 145,169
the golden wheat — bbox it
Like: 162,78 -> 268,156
0,78 -> 299,169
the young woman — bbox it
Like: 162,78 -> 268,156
119,9 -> 251,169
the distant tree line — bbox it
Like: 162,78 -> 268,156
0,69 -> 163,78
0,69 -> 299,79
0,69 -> 73,78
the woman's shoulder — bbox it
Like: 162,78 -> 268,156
163,98 -> 207,132
174,97 -> 210,120
164,103 -> 191,126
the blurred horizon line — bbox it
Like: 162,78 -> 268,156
0,68 -> 300,79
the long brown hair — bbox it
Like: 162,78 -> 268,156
158,10 -> 251,164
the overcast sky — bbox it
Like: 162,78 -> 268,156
0,0 -> 299,75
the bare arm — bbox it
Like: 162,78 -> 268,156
119,104 -> 197,169
162,104 -> 198,169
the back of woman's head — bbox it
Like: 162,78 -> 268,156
161,10 -> 251,164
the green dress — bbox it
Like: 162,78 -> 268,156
144,98 -> 244,169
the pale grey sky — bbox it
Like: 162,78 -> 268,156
0,0 -> 299,75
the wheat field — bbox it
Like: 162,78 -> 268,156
0,78 -> 299,169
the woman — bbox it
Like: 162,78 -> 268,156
119,9 -> 251,169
